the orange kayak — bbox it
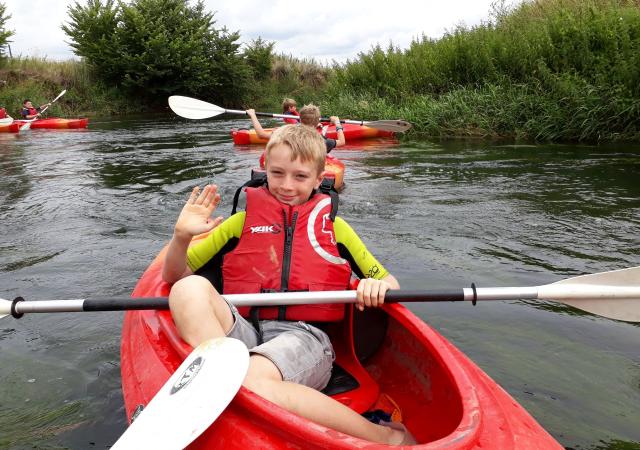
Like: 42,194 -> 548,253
232,123 -> 394,145
0,121 -> 19,133
14,117 -> 89,129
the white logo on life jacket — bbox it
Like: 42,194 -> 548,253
250,223 -> 282,234
308,198 -> 347,265
321,213 -> 337,245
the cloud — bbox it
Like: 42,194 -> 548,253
3,0 -> 513,62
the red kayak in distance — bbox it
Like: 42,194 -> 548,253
231,122 -> 394,145
120,233 -> 563,449
14,117 -> 89,130
0,121 -> 20,133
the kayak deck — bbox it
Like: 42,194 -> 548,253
14,117 -> 89,129
121,237 -> 561,449
231,123 -> 394,145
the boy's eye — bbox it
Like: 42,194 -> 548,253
296,174 -> 308,180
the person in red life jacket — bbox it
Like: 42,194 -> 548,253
21,99 -> 51,120
0,106 -> 11,120
247,103 -> 346,153
163,125 -> 415,445
281,97 -> 299,124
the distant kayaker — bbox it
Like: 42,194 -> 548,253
21,99 -> 51,120
163,125 -> 415,445
281,97 -> 299,124
247,103 -> 346,152
0,106 -> 11,120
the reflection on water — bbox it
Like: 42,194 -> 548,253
0,116 -> 638,449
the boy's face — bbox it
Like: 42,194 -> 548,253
266,144 -> 323,206
24,101 -> 33,108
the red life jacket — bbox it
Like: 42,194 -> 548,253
283,110 -> 300,124
0,108 -> 7,119
222,186 -> 352,321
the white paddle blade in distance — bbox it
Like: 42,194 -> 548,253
364,119 -> 413,133
168,96 -> 226,120
112,337 -> 249,450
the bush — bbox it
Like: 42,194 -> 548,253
62,0 -> 251,105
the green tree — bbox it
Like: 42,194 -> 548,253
243,37 -> 275,80
62,0 -> 250,103
0,2 -> 14,60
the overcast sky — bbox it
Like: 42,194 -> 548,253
3,0 -> 519,63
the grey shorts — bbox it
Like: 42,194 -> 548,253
224,300 -> 335,391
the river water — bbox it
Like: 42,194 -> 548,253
0,115 -> 638,449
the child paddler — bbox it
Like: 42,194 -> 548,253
163,125 -> 415,445
21,99 -> 51,120
281,97 -> 299,124
247,103 -> 346,152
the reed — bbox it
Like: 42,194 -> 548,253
0,57 -> 142,116
319,0 -> 640,141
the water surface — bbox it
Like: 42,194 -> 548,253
0,116 -> 638,449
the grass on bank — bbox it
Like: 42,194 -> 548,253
0,57 -> 144,117
320,0 -> 640,142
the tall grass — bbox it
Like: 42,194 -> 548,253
246,54 -> 330,110
0,57 -> 143,117
321,0 -> 640,141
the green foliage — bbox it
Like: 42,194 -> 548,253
0,57 -> 141,116
320,0 -> 640,142
62,0 -> 250,104
243,37 -> 275,80
0,2 -> 14,60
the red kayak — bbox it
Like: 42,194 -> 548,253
14,117 -> 89,129
121,234 -> 562,449
231,123 -> 394,145
0,121 -> 19,133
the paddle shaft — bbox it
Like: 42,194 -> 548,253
225,108 -> 369,127
5,285 -> 621,315
39,90 -> 66,116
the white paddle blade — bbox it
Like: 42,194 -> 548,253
0,298 -> 10,320
52,90 -> 67,103
538,266 -> 640,322
168,95 -> 225,120
365,119 -> 413,133
112,337 -> 249,450
0,118 -> 13,126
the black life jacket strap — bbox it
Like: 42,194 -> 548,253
232,169 -> 268,215
249,307 -> 264,345
318,177 -> 339,221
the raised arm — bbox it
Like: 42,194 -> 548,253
330,116 -> 346,147
163,184 -> 223,284
247,109 -> 272,140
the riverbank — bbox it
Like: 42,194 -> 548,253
0,57 -> 142,117
2,0 -> 639,142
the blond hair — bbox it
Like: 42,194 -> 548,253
299,104 -> 321,127
265,124 -> 325,175
282,98 -> 297,113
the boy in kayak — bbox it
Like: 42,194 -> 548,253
281,97 -> 299,124
163,125 -> 415,445
247,103 -> 346,152
21,99 -> 51,120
